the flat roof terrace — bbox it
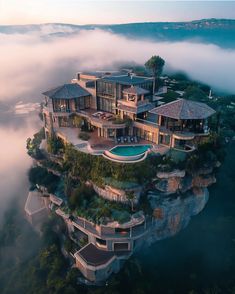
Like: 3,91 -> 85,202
25,190 -> 47,216
101,75 -> 153,86
75,243 -> 115,266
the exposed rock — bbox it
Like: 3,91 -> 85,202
155,175 -> 193,194
192,174 -> 216,187
148,188 -> 209,244
179,176 -> 193,193
157,169 -> 185,179
155,170 -> 216,194
155,177 -> 181,194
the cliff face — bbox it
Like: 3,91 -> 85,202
147,187 -> 209,245
144,165 -> 217,246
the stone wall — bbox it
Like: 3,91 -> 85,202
92,182 -> 141,204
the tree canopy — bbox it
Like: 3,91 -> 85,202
145,55 -> 165,77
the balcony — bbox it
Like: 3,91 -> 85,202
76,109 -> 127,129
133,118 -> 159,132
43,103 -> 71,116
173,132 -> 195,140
72,215 -> 153,240
97,92 -> 115,99
134,118 -> 159,127
160,124 -> 210,138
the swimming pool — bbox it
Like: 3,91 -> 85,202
110,145 -> 152,156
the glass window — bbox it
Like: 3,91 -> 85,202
114,243 -> 129,251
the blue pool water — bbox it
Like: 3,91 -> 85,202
110,145 -> 152,156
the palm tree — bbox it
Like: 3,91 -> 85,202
145,55 -> 165,94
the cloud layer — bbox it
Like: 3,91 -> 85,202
0,114 -> 39,221
0,28 -> 235,104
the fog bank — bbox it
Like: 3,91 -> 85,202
0,28 -> 235,104
0,114 -> 39,221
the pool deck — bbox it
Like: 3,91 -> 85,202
55,127 -> 169,156
109,144 -> 152,156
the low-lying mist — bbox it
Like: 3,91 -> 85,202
0,114 -> 39,221
0,27 -> 235,104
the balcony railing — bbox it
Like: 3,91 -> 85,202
160,124 -> 209,134
97,92 -> 115,99
53,108 -> 71,113
72,215 -> 154,239
134,118 -> 159,127
76,110 -> 127,129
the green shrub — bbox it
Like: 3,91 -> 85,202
112,210 -> 131,224
28,166 -> 60,193
47,135 -> 64,154
26,128 -> 45,159
68,184 -> 94,209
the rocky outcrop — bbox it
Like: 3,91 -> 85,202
147,187 -> 209,245
156,169 -> 185,179
192,174 -> 216,187
155,168 -> 216,195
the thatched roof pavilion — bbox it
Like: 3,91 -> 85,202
150,98 -> 215,120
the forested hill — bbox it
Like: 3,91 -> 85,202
101,19 -> 235,48
1,19 -> 235,48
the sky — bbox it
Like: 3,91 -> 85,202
0,1 -> 235,25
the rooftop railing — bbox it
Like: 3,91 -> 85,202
73,215 -> 154,239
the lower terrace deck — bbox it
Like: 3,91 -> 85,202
55,127 -> 169,157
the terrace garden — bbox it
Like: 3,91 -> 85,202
63,144 -> 162,185
62,182 -> 132,224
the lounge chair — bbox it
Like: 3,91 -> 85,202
104,114 -> 113,120
124,136 -> 128,143
116,137 -> 121,144
134,136 -> 138,143
130,136 -> 135,143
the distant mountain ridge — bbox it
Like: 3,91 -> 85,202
1,19 -> 235,48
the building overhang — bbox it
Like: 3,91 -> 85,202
173,132 -> 195,140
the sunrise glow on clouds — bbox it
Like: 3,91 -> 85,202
1,0 -> 235,25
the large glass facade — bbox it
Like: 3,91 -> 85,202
74,96 -> 90,110
97,81 -> 115,98
52,99 -> 70,112
134,127 -> 156,143
58,116 -> 70,127
97,96 -> 116,113
159,134 -> 171,145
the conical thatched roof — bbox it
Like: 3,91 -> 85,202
150,99 -> 215,119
